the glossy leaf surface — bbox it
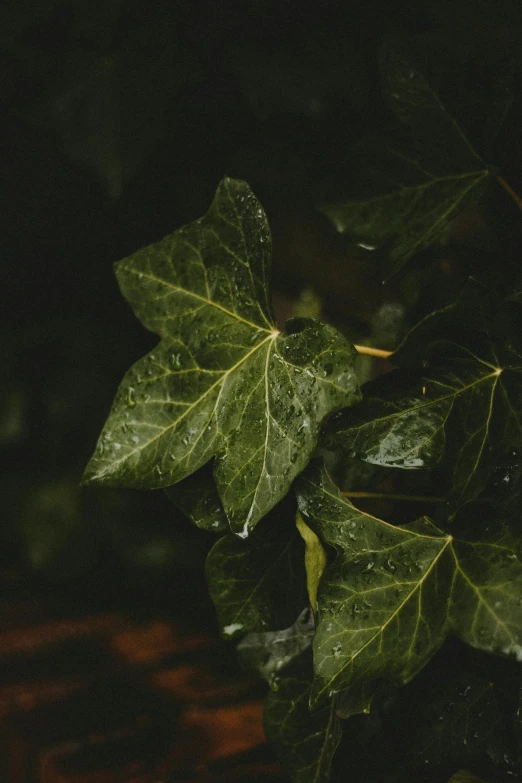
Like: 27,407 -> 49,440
327,281 -> 522,510
296,462 -> 522,707
321,47 -> 489,279
83,178 -> 360,534
264,653 -> 342,783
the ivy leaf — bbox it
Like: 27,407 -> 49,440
321,47 -> 489,279
396,671 -> 504,770
335,679 -> 384,719
326,281 -> 522,510
296,462 -> 522,708
164,462 -> 228,533
373,663 -> 506,782
297,462 -> 452,706
205,511 -> 307,638
263,652 -> 342,783
237,607 -> 315,687
82,178 -> 360,535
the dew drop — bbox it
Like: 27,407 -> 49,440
127,387 -> 137,408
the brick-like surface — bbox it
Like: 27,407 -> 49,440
0,571 -> 287,783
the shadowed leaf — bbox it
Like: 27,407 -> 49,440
165,462 -> 228,533
369,664 -> 507,781
205,512 -> 307,638
403,672 -> 503,769
264,653 -> 342,783
321,47 -> 490,279
378,660 -> 508,781
335,679 -> 384,719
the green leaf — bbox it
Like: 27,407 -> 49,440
321,47 -> 489,279
401,672 -> 504,769
297,462 -> 452,706
335,679 -> 384,719
326,281 -> 522,510
263,653 -> 342,783
296,462 -> 522,707
237,607 -> 314,687
296,511 -> 328,613
83,178 -> 360,535
164,462 -> 228,533
205,512 -> 307,638
373,662 -> 506,781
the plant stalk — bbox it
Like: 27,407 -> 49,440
496,176 -> 522,212
342,491 -> 446,503
353,345 -> 393,359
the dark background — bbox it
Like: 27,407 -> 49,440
0,1 -> 521,779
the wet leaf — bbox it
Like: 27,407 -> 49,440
205,512 -> 307,638
238,607 -> 314,686
335,679 -> 384,719
321,47 -> 489,279
263,653 -> 342,783
83,178 -> 360,535
164,462 -> 228,533
367,662 -> 507,782
296,462 -> 522,708
326,281 -> 522,511
401,672 -> 504,769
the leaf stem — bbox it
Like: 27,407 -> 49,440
353,345 -> 393,359
342,491 -> 446,503
496,176 -> 522,212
